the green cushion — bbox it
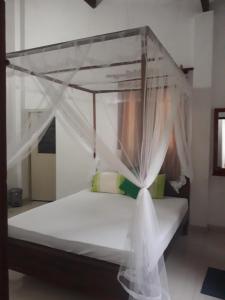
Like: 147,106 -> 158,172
119,179 -> 140,199
91,172 -> 100,192
149,174 -> 166,199
91,172 -> 125,194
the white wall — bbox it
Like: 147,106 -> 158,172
6,0 -> 18,189
208,0 -> 225,227
6,0 -> 27,196
190,11 -> 214,227
23,0 -> 201,66
191,4 -> 225,228
56,90 -> 95,198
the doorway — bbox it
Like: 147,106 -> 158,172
30,112 -> 56,201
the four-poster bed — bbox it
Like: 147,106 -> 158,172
6,26 -> 192,300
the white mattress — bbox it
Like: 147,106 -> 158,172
8,190 -> 188,265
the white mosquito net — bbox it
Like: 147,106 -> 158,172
6,26 -> 192,300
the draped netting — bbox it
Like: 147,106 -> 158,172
6,27 -> 192,300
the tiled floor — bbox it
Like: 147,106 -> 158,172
167,229 -> 225,300
9,229 -> 225,300
8,200 -> 47,218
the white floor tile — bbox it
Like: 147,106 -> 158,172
8,201 -> 47,218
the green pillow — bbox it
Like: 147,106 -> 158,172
91,172 -> 125,194
119,179 -> 140,199
149,174 -> 166,199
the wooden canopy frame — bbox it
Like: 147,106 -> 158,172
6,25 -> 190,158
6,25 -> 189,94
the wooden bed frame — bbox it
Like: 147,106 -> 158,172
8,179 -> 190,300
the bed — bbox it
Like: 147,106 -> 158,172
8,181 -> 190,300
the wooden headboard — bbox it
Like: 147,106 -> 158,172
164,176 -> 190,243
164,177 -> 190,202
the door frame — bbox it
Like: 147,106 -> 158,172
0,0 -> 9,299
28,111 -> 56,202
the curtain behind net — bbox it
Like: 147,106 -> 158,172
6,27 -> 192,300
175,95 -> 193,179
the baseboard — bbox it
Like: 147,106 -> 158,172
189,225 -> 208,233
190,224 -> 225,234
22,198 -> 31,204
208,224 -> 225,234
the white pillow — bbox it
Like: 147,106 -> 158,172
170,175 -> 187,193
91,172 -> 125,194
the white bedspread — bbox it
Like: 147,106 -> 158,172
8,190 -> 188,264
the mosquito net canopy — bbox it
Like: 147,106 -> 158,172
6,26 -> 192,300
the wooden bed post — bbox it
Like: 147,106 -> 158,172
141,28 -> 147,105
0,0 -> 9,299
93,93 -> 96,159
140,28 -> 147,156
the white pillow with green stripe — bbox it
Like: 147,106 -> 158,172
91,172 -> 125,194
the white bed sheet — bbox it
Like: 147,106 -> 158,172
8,190 -> 188,265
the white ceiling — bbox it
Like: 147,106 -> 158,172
114,0 -> 214,14
104,0 -> 203,15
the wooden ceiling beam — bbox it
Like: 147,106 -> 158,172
201,0 -> 210,12
84,0 -> 103,9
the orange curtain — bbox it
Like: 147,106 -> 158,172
118,91 -> 142,171
119,88 -> 181,179
161,129 -> 181,180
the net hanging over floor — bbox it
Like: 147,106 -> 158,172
6,26 -> 193,300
